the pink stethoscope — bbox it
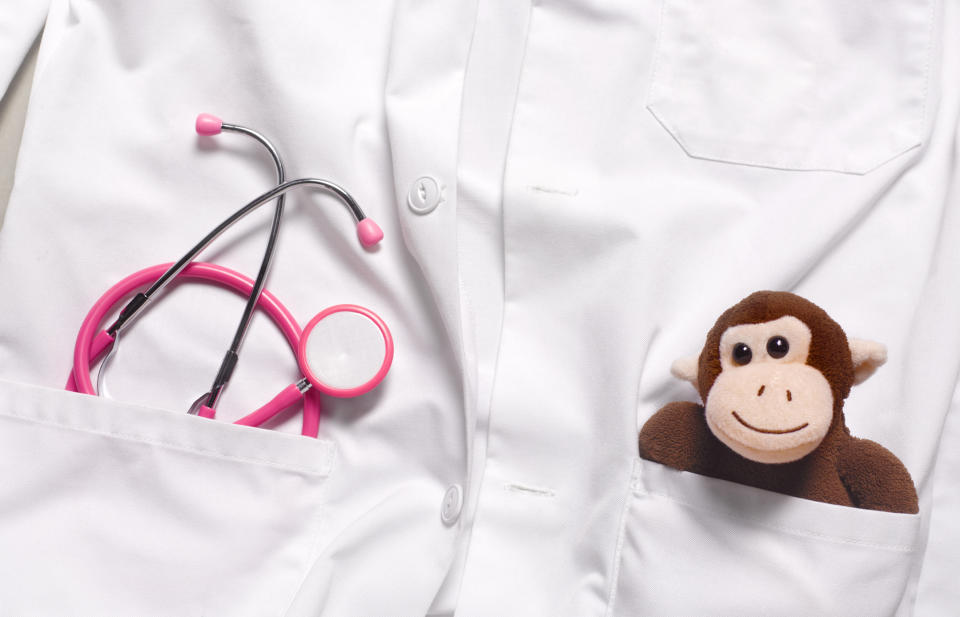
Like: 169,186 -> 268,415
67,114 -> 393,438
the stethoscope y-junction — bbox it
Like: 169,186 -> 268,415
67,113 -> 393,438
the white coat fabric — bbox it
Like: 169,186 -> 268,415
0,1 -> 958,615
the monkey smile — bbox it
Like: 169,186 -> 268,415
731,411 -> 809,435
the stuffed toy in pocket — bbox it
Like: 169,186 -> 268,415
638,291 -> 918,514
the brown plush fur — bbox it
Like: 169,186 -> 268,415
639,291 -> 919,514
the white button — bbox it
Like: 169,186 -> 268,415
440,484 -> 463,525
407,176 -> 444,214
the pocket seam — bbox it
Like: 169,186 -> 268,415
646,104 -> 923,175
0,407 -> 335,476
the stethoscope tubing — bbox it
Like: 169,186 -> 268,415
69,261 -> 322,437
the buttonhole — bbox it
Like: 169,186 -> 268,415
528,185 -> 579,197
505,482 -> 556,498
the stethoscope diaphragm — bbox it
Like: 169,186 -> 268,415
298,305 -> 394,397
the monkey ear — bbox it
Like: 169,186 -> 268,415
670,355 -> 700,387
849,338 -> 887,385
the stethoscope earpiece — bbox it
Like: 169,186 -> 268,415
195,112 -> 223,136
357,218 -> 384,248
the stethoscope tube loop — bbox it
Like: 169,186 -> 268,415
71,261 -> 323,437
107,177 -> 368,337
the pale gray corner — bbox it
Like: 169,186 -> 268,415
0,34 -> 41,231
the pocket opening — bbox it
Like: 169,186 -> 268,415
0,378 -> 335,475
606,457 -> 923,616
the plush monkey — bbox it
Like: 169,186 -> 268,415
638,291 -> 918,514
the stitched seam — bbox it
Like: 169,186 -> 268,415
0,409 -> 333,476
602,461 -> 641,616
635,485 -> 917,552
917,0 -> 936,137
644,0 -> 669,111
660,128 -> 920,174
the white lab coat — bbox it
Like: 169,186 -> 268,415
0,1 -> 958,615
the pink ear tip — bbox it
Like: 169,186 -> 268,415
195,113 -> 223,136
357,219 -> 384,247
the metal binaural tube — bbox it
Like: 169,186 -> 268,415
204,122 -> 285,409
106,177 -> 368,337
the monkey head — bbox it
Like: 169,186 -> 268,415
672,292 -> 887,464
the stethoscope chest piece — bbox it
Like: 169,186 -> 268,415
298,305 -> 393,398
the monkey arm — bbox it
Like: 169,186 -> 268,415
836,437 -> 919,514
638,401 -> 717,474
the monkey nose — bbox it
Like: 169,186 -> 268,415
757,385 -> 765,397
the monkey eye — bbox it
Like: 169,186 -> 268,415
767,336 -> 789,359
732,343 -> 752,365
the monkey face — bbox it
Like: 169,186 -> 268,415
704,316 -> 834,464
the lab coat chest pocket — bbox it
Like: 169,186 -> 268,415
0,379 -> 335,617
646,0 -> 934,174
606,457 -> 921,617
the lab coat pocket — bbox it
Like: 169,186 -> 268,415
606,457 -> 921,617
646,0 -> 934,174
0,379 -> 335,617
